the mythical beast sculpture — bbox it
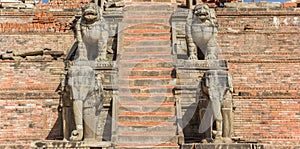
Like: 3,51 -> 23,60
75,2 -> 109,61
198,70 -> 234,143
60,2 -> 108,141
186,4 -> 219,60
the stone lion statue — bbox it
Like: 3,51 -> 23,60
186,4 -> 219,60
75,2 -> 109,61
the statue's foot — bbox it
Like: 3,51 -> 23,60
205,54 -> 217,60
188,55 -> 198,60
76,56 -> 88,61
201,138 -> 213,143
223,137 -> 232,143
213,137 -> 223,143
96,56 -> 107,61
69,129 -> 83,141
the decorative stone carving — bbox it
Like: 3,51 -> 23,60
75,2 -> 110,61
59,3 -> 110,141
185,4 -> 219,60
197,70 -> 234,143
62,66 -> 104,141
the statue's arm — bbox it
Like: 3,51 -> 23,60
185,12 -> 197,60
75,18 -> 82,43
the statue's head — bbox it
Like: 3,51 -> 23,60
81,3 -> 100,23
193,4 -> 211,22
201,70 -> 230,97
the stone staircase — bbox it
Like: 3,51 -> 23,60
115,3 -> 179,148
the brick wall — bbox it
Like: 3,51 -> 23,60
0,6 -> 299,148
0,61 -> 64,148
0,10 -> 74,147
0,10 -> 76,33
217,9 -> 300,145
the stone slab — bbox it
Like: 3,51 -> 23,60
31,140 -> 112,149
176,60 -> 228,70
181,143 -> 265,149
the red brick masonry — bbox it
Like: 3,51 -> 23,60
0,6 -> 299,148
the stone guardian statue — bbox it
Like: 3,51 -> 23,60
186,4 -> 219,60
75,2 -> 109,61
198,70 -> 234,143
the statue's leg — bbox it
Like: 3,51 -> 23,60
188,42 -> 198,60
205,39 -> 219,60
77,42 -> 88,61
199,100 -> 213,143
97,41 -> 107,61
221,99 -> 233,143
70,100 -> 84,141
63,106 -> 72,141
83,106 -> 97,141
214,113 -> 223,143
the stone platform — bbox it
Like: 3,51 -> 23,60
31,141 -> 112,149
31,142 -> 272,149
181,143 -> 264,149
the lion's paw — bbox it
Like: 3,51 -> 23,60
188,55 -> 198,60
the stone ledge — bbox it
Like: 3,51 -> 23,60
176,60 -> 228,70
31,140 -> 112,149
181,143 -> 265,149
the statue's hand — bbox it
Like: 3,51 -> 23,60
189,54 -> 198,60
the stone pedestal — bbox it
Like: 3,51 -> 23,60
181,143 -> 265,149
31,140 -> 112,149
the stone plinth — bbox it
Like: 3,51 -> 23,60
31,140 -> 112,149
181,143 -> 265,149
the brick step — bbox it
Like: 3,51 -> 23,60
117,134 -> 178,144
118,131 -> 175,136
119,87 -> 173,94
118,121 -> 175,127
119,92 -> 173,97
118,104 -> 175,113
118,96 -> 175,103
118,60 -> 173,66
117,125 -> 177,133
119,84 -> 174,90
116,146 -> 179,149
128,0 -> 174,3
118,114 -> 176,122
119,67 -> 173,71
118,79 -> 175,86
123,24 -> 170,30
123,40 -> 170,47
118,61 -> 174,68
121,51 -> 171,56
122,18 -> 170,24
119,76 -> 173,81
123,4 -> 173,11
119,54 -> 173,60
124,11 -> 173,16
122,46 -> 171,53
115,144 -> 179,149
123,15 -> 170,19
122,32 -> 170,37
123,36 -> 170,42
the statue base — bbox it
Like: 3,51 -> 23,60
181,143 -> 264,149
31,140 -> 112,149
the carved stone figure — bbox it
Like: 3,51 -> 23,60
75,2 -> 109,61
66,66 -> 104,141
186,4 -> 219,60
197,70 -> 234,143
